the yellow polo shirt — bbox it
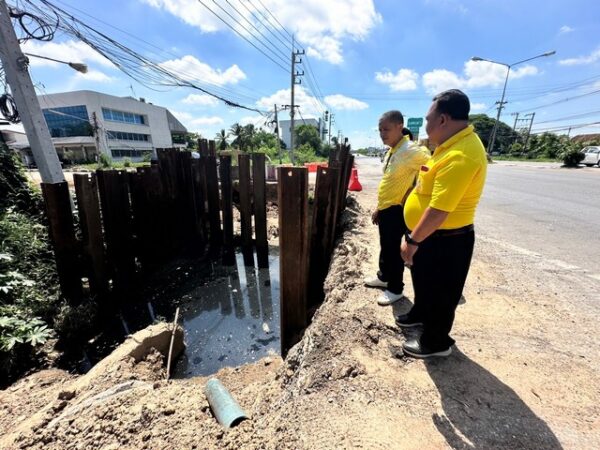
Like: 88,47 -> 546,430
378,136 -> 431,210
404,125 -> 487,230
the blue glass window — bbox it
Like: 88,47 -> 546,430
42,105 -> 93,138
106,130 -> 150,142
102,108 -> 145,125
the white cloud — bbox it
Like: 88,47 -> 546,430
144,0 -> 382,65
256,86 -> 321,117
190,116 -> 224,126
471,103 -> 486,111
73,70 -> 114,83
422,69 -> 465,95
463,60 -> 538,88
324,94 -> 368,110
160,55 -> 246,85
182,94 -> 219,106
170,110 -> 194,122
375,69 -> 419,91
559,47 -> 600,66
559,25 -> 574,34
21,40 -> 114,68
422,60 -> 539,95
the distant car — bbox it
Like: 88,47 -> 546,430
582,146 -> 600,166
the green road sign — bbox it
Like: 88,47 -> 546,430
407,117 -> 423,128
408,126 -> 420,135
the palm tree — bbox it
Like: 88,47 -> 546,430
229,123 -> 245,151
215,129 -> 228,150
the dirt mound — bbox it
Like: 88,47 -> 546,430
2,190 -> 598,449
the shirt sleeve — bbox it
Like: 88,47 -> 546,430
405,144 -> 431,170
430,154 -> 479,212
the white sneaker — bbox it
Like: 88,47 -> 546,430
364,276 -> 388,289
377,290 -> 405,306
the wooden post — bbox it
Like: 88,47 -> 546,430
252,153 -> 269,268
278,166 -> 309,356
219,155 -> 235,265
327,160 -> 343,254
96,170 -> 136,298
191,159 -> 208,248
307,166 -> 339,310
340,153 -> 354,215
41,181 -> 82,302
238,153 -> 254,266
73,173 -> 108,296
205,154 -> 222,249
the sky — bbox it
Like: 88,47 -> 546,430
7,0 -> 600,149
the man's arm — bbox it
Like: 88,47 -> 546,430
401,206 -> 449,266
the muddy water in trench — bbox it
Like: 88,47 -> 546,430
172,253 -> 280,378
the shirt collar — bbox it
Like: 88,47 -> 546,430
435,125 -> 474,154
388,135 -> 409,154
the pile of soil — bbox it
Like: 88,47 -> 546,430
1,191 -> 598,449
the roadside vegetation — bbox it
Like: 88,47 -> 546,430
65,123 -> 330,171
469,114 -> 592,167
0,144 -> 60,383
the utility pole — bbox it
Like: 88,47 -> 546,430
0,0 -> 64,183
511,112 -> 520,131
523,112 -> 536,152
289,37 -> 304,165
488,99 -> 508,154
272,103 -> 282,164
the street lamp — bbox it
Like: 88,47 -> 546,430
471,50 -> 556,155
24,52 -> 88,74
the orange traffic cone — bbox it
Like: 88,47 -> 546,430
348,167 -> 362,191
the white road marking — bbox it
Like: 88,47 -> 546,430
478,235 -> 600,283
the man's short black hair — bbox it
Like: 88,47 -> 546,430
380,110 -> 404,124
432,89 -> 470,121
402,127 -> 413,140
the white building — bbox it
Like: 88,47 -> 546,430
279,117 -> 323,149
34,90 -> 187,162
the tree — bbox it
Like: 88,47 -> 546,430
215,129 -> 228,150
295,124 -> 321,153
184,132 -> 201,149
229,123 -> 245,151
229,123 -> 256,151
469,114 -> 518,154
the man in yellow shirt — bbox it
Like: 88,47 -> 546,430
398,89 -> 487,358
364,111 -> 430,306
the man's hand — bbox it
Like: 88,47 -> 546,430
371,209 -> 380,225
401,239 -> 418,268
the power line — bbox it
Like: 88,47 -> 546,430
222,0 -> 289,61
48,0 -> 271,102
536,110 -> 600,124
253,0 -> 294,43
512,88 -> 600,114
17,0 -> 267,113
238,0 -> 293,53
195,0 -> 288,72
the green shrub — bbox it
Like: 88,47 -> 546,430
558,147 -> 585,167
98,152 -> 113,169
122,157 -> 132,168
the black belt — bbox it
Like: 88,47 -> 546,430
432,224 -> 474,237
408,224 -> 474,239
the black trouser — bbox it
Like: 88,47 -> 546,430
377,204 -> 406,294
408,228 -> 475,350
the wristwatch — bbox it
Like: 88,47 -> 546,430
405,233 -> 420,246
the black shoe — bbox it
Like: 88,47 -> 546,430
395,313 -> 423,328
402,339 -> 452,358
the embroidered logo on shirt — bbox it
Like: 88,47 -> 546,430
420,165 -> 429,172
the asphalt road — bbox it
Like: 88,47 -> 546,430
355,156 -> 600,279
